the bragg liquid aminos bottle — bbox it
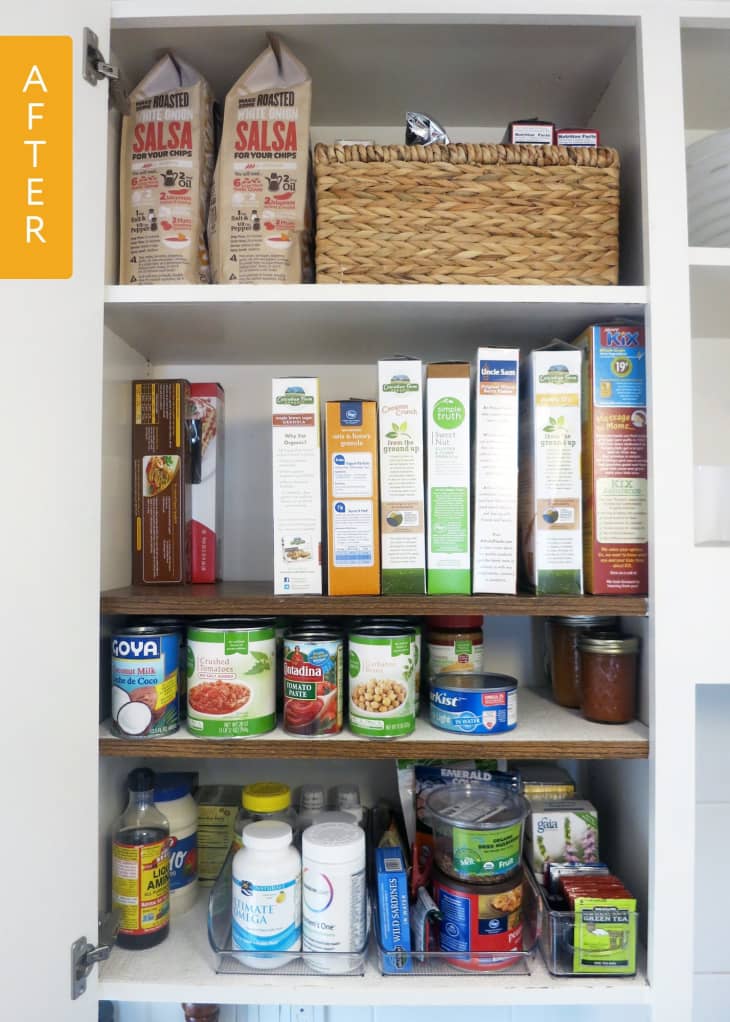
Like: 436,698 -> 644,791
112,767 -> 171,949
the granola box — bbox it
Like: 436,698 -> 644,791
132,379 -> 191,584
573,323 -> 648,595
189,384 -> 224,583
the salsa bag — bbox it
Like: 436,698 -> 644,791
208,38 -> 312,284
120,53 -> 215,284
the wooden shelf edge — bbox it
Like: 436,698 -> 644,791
100,582 -> 648,617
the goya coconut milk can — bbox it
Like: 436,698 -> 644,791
111,626 -> 180,737
187,618 -> 276,737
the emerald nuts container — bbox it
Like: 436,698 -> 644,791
426,782 -> 529,883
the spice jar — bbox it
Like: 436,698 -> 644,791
578,631 -> 640,724
547,616 -> 618,708
427,616 -> 484,684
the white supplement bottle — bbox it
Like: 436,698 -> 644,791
302,821 -> 367,972
153,772 -> 198,915
297,784 -> 326,833
232,820 -> 301,968
333,783 -> 364,826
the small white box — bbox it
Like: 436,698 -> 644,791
473,348 -> 520,593
272,378 -> 323,594
525,799 -> 600,877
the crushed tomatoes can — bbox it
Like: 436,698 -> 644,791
111,626 -> 180,737
186,618 -> 276,737
432,866 -> 524,972
283,630 -> 344,735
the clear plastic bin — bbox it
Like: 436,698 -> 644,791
207,846 -> 368,976
526,864 -> 639,976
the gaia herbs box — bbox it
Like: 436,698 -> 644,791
272,377 -> 323,595
518,342 -> 583,594
473,347 -> 520,594
525,798 -> 599,878
573,322 -> 648,595
378,358 -> 426,595
426,363 -> 471,594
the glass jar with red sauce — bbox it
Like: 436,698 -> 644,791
547,616 -> 618,708
578,631 -> 640,724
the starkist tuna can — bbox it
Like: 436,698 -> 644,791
429,672 -> 517,735
432,866 -> 524,972
111,626 -> 180,737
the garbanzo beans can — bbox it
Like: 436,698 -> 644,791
348,624 -> 416,738
187,618 -> 276,737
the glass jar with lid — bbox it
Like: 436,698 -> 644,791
426,616 -> 484,684
578,630 -> 640,724
232,782 -> 298,852
547,616 -> 618,708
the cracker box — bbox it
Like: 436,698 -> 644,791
525,798 -> 599,878
325,399 -> 380,595
189,384 -> 224,583
573,323 -> 648,595
272,378 -> 323,595
375,846 -> 412,973
378,358 -> 426,594
426,363 -> 471,594
473,348 -> 520,593
518,343 -> 583,594
132,379 -> 192,584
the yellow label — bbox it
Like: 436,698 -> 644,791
135,384 -> 142,425
0,37 -> 72,278
175,383 -> 180,446
112,839 -> 169,935
151,383 -> 156,425
536,393 -> 580,407
136,516 -> 142,551
156,671 -> 178,711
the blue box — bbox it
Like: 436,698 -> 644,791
375,847 -> 412,973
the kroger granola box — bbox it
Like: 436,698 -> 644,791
325,400 -> 380,595
378,358 -> 426,595
473,348 -> 520,593
189,383 -> 224,582
272,378 -> 323,594
518,342 -> 583,594
573,323 -> 648,595
426,363 -> 471,594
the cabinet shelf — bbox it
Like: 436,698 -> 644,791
104,284 -> 647,365
98,894 -> 650,1006
101,581 -> 648,617
99,688 -> 649,760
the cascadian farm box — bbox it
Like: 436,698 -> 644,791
574,323 -> 648,595
518,343 -> 583,594
326,400 -> 380,595
189,384 -> 224,583
132,380 -> 191,584
272,378 -> 323,595
473,348 -> 520,594
378,358 -> 426,595
427,364 -> 472,594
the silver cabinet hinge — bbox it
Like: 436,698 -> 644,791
71,911 -> 120,1000
83,28 -> 129,113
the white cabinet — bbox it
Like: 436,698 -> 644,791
1,3 -> 707,1021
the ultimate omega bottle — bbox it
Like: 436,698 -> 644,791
112,767 -> 171,949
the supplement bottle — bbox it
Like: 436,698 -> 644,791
231,820 -> 301,968
112,767 -> 170,950
332,783 -> 364,826
232,782 -> 298,852
302,821 -> 367,972
153,772 -> 198,915
427,616 -> 484,683
297,784 -> 326,833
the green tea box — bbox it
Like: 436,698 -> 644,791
378,358 -> 426,594
518,341 -> 583,594
426,362 -> 471,594
573,896 -> 638,975
473,347 -> 520,593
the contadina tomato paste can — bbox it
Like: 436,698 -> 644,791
111,626 -> 180,737
283,630 -> 344,736
432,866 -> 524,971
186,618 -> 276,737
348,624 -> 416,738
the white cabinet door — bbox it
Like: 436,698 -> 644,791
0,2 -> 109,1019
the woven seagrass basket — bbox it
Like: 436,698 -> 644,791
314,143 -> 620,285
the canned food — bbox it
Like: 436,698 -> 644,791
151,617 -> 188,719
186,618 -> 276,737
429,672 -> 518,735
111,626 -> 179,737
368,617 -> 422,704
283,630 -> 344,736
432,866 -> 523,971
348,625 -> 416,738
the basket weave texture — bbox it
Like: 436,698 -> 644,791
314,143 -> 620,285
